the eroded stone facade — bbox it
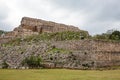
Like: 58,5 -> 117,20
0,40 -> 120,69
20,17 -> 80,33
0,17 -> 120,69
12,17 -> 86,37
0,17 -> 88,43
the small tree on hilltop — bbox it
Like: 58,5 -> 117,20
109,30 -> 120,40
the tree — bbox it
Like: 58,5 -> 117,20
0,30 -> 5,36
109,30 -> 120,40
93,33 -> 109,40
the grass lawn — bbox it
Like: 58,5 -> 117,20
0,69 -> 120,80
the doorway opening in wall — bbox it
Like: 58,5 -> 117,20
33,26 -> 37,32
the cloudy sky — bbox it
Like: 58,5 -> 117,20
0,0 -> 120,35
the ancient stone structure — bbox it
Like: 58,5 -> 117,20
0,40 -> 120,69
0,17 -> 120,69
0,17 -> 88,44
20,17 -> 80,33
0,17 -> 88,41
52,40 -> 120,68
12,17 -> 87,37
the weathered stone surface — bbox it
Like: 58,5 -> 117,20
0,17 -> 88,43
52,40 -> 120,52
0,17 -> 120,69
20,17 -> 84,33
0,40 -> 120,69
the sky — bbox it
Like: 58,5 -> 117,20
0,0 -> 120,35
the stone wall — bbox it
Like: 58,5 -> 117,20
0,17 -> 89,43
20,17 -> 83,33
53,40 -> 120,52
0,40 -> 120,69
52,40 -> 120,68
0,37 -> 13,44
0,17 -> 120,69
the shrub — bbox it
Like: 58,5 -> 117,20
109,30 -> 120,40
2,61 -> 9,69
22,56 -> 42,68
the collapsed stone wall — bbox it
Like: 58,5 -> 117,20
0,40 -> 120,69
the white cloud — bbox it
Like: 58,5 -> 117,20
0,0 -> 120,35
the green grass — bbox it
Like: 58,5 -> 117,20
0,69 -> 120,80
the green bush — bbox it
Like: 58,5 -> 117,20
0,30 -> 6,36
109,31 -> 120,40
93,30 -> 120,41
2,61 -> 9,69
22,56 -> 42,68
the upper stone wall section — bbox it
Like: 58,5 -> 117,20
20,17 -> 85,33
0,17 -> 89,43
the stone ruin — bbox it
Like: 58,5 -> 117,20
0,17 -> 120,69
0,17 -> 88,43
8,17 -> 87,37
0,40 -> 120,69
20,17 -> 80,33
